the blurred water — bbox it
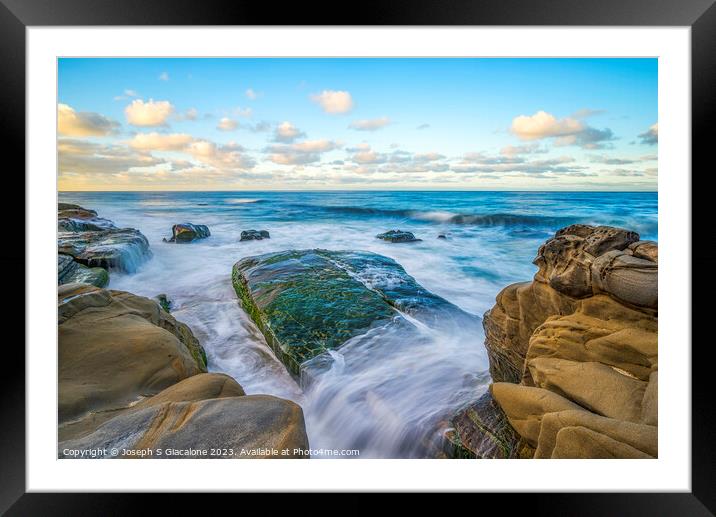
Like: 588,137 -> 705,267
58,190 -> 657,457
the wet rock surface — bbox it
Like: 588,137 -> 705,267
240,229 -> 270,241
376,230 -> 422,243
164,223 -> 211,243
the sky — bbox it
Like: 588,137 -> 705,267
57,58 -> 658,191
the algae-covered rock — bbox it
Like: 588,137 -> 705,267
154,293 -> 172,312
58,254 -> 109,288
233,249 -> 477,376
240,229 -> 270,241
376,230 -> 421,243
164,223 -> 211,243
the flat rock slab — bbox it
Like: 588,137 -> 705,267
233,249 -> 478,376
58,227 -> 151,273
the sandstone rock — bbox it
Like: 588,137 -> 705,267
527,358 -> 647,423
592,250 -> 658,309
376,230 -> 422,243
240,229 -> 270,241
480,225 -> 658,459
534,410 -> 657,458
551,426 -> 653,459
164,223 -> 211,243
58,284 -> 207,435
132,373 -> 246,410
59,395 -> 309,459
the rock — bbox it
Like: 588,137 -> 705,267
478,225 -> 658,459
233,249 -> 479,376
58,228 -> 151,273
131,373 -> 246,410
59,395 -> 309,458
240,229 -> 270,241
58,283 -> 208,439
534,409 -> 657,459
58,254 -> 109,288
164,223 -> 211,243
591,250 -> 658,309
444,391 -> 523,459
154,293 -> 172,312
376,230 -> 422,243
58,203 -> 117,232
437,234 -> 447,239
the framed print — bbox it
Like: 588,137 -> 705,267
3,0 -> 714,512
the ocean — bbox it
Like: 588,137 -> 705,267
58,190 -> 658,458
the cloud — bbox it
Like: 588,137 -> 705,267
451,152 -> 583,174
416,123 -> 430,130
113,89 -> 139,101
266,139 -> 340,165
349,117 -> 391,131
588,154 -> 637,165
572,108 -> 606,119
511,111 -> 584,140
511,110 -> 615,149
159,72 -> 170,81
273,121 -> 306,143
128,132 -> 194,151
58,104 -> 120,137
59,138 -> 163,175
233,107 -> 253,118
639,123 -> 658,145
176,107 -> 198,121
217,117 -> 239,131
311,90 -> 353,114
245,88 -> 262,100
125,99 -> 174,127
500,144 -> 547,158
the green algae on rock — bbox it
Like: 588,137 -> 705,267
164,223 -> 211,243
233,249 -> 478,377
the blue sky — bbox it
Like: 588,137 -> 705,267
57,58 -> 658,191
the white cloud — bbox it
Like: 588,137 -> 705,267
500,144 -> 547,158
233,107 -> 253,118
511,110 -> 615,149
273,121 -> 305,143
159,72 -> 170,81
125,99 -> 174,127
311,90 -> 353,114
128,132 -> 194,151
217,117 -> 239,131
511,111 -> 584,140
58,104 -> 120,137
349,117 -> 391,131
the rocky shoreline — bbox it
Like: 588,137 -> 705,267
57,203 -> 657,459
447,224 -> 658,459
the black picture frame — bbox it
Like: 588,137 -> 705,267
2,0 -> 713,512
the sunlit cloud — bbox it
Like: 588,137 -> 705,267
311,90 -> 354,114
58,104 -> 120,137
266,139 -> 341,165
511,110 -> 615,149
128,132 -> 194,151
217,117 -> 239,131
125,99 -> 174,127
245,88 -> 262,100
273,121 -> 306,143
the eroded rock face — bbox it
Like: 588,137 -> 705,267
240,229 -> 270,241
58,283 -> 208,438
478,225 -> 658,459
164,223 -> 211,243
376,230 -> 422,243
58,285 -> 310,457
233,249 -> 479,377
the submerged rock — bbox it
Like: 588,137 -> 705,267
240,229 -> 270,241
58,254 -> 109,288
473,225 -> 658,459
233,249 -> 478,377
164,223 -> 211,243
376,230 -> 422,243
